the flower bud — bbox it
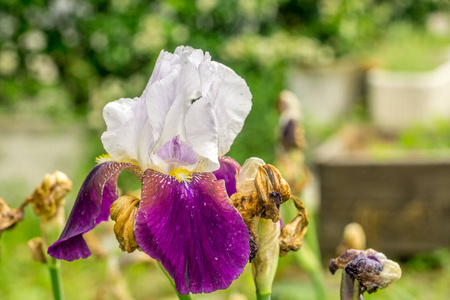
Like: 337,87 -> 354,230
28,237 -> 47,264
28,171 -> 72,219
336,223 -> 366,255
110,195 -> 140,253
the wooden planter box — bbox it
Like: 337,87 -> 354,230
315,135 -> 450,258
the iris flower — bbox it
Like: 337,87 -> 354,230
48,46 -> 252,294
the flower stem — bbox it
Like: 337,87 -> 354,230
48,259 -> 64,300
256,293 -> 271,300
157,261 -> 192,300
340,272 -> 363,300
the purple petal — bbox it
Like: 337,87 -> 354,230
213,156 -> 241,197
156,135 -> 198,166
48,161 -> 133,261
134,170 -> 250,294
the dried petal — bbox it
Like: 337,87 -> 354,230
278,195 -> 309,256
110,195 -> 140,253
28,171 -> 72,219
255,164 -> 291,222
28,237 -> 47,264
230,191 -> 261,261
0,198 -> 24,232
329,248 -> 402,294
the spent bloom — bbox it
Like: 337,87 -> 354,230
217,157 -> 309,296
329,248 -> 402,296
48,46 -> 252,294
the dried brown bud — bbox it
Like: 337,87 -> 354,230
110,195 -> 140,253
28,237 -> 47,264
232,159 -> 297,261
0,197 -> 25,232
28,171 -> 72,219
255,164 -> 290,222
329,248 -> 402,294
278,195 -> 309,256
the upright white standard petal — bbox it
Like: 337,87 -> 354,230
185,97 -> 219,172
101,97 -> 153,169
101,46 -> 252,176
200,61 -> 252,156
144,47 -> 210,153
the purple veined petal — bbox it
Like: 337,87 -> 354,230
152,135 -> 199,174
48,161 -> 134,261
134,170 -> 250,294
156,135 -> 198,166
213,156 -> 241,197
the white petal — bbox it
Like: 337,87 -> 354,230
200,61 -> 252,156
144,65 -> 182,150
185,97 -> 219,172
146,47 -> 210,150
236,157 -> 265,194
101,97 -> 153,169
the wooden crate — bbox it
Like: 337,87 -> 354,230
315,136 -> 450,259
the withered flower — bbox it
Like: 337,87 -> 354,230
28,237 -> 47,264
329,248 -> 402,299
216,157 -> 309,296
110,195 -> 140,253
27,171 -> 72,220
228,158 -> 309,260
0,197 -> 25,233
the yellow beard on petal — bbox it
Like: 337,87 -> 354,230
169,168 -> 193,183
96,154 -> 113,164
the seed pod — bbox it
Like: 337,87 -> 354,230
110,195 -> 140,253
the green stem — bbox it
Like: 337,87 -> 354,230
353,279 -> 363,300
157,261 -> 192,300
340,272 -> 363,300
256,293 -> 271,300
48,260 -> 64,300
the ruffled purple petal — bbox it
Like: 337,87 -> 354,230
134,170 -> 250,294
213,156 -> 241,197
48,161 -> 133,261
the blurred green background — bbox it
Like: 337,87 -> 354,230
1,0 -> 450,299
